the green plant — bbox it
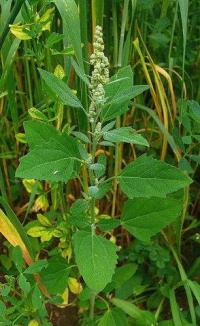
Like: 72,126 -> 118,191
0,0 -> 200,325
11,24 -> 193,324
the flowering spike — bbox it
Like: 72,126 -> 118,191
88,26 -> 109,123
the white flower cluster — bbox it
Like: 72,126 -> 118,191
88,25 -> 109,124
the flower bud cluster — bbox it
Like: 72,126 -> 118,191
94,122 -> 102,137
88,26 -> 109,123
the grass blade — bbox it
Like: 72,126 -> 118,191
53,0 -> 84,70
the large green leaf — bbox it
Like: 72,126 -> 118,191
118,156 -> 192,198
101,66 -> 148,121
15,133 -> 81,182
38,68 -> 82,108
103,127 -> 149,146
112,297 -> 155,326
24,120 -> 60,149
73,231 -> 117,292
121,197 -> 182,241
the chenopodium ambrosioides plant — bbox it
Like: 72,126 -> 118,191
15,25 -> 192,303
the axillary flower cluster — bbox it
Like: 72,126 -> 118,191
88,25 -> 109,126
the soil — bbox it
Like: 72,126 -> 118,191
48,304 -> 78,326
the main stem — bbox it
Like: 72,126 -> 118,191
89,291 -> 96,320
89,122 -> 97,320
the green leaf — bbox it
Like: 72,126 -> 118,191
118,156 -> 192,198
112,297 -> 155,326
121,197 -> 182,241
73,231 -> 117,292
38,68 -> 82,108
40,256 -> 69,295
15,133 -> 81,182
98,308 -> 128,326
98,219 -> 121,232
71,58 -> 89,85
24,260 -> 48,274
23,120 -> 60,149
169,289 -> 183,326
187,100 -> 200,124
0,301 -> 6,317
12,246 -> 24,272
190,155 -> 200,164
112,263 -> 137,289
70,199 -> 90,229
187,280 -> 200,306
32,285 -> 43,310
71,131 -> 91,144
92,182 -> 112,200
28,107 -> 48,121
103,127 -> 149,146
18,273 -> 31,295
101,66 -> 148,121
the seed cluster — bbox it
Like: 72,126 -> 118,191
88,25 -> 109,124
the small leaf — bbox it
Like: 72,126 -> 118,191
103,127 -> 149,146
24,260 -> 48,274
32,285 -> 43,310
121,197 -> 182,241
28,107 -> 48,121
73,231 -> 118,292
12,246 -> 24,272
22,179 -> 42,194
98,219 -> 121,232
37,214 -> 52,226
118,156 -> 192,198
71,58 -> 89,85
38,68 -> 82,108
72,131 -> 91,143
18,273 -> 31,295
10,24 -> 32,40
15,132 -> 27,143
27,226 -> 47,238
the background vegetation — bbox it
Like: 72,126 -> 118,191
0,0 -> 200,325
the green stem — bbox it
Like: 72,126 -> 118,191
24,42 -> 33,107
112,0 -> 118,67
168,1 -> 178,71
89,291 -> 96,320
177,185 -> 189,256
118,0 -> 129,67
111,118 -> 121,217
